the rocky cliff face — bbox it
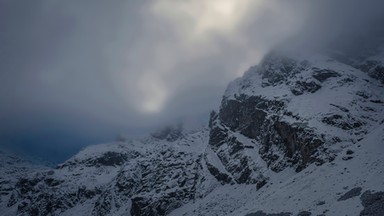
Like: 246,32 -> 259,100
1,49 -> 384,216
208,51 -> 384,184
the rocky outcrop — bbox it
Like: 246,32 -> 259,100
205,161 -> 233,185
360,190 -> 384,216
208,51 -> 384,181
291,80 -> 321,95
245,210 -> 292,216
312,69 -> 341,82
259,52 -> 307,86
210,94 -> 326,173
322,114 -> 364,130
209,108 -> 268,184
337,187 -> 362,201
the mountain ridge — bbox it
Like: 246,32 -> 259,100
1,47 -> 384,216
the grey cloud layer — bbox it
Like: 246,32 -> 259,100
1,0 -> 383,160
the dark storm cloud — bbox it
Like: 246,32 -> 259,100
276,0 -> 384,53
0,0 -> 151,161
0,0 -> 383,162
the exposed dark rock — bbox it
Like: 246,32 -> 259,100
337,77 -> 355,85
291,80 -> 321,95
7,192 -> 17,207
228,137 -> 245,155
330,104 -> 350,112
208,113 -> 228,151
93,191 -> 114,216
322,114 -> 364,130
113,149 -> 204,215
93,152 -> 128,167
16,177 -> 42,194
337,187 -> 362,201
245,210 -> 292,216
11,178 -> 102,216
360,190 -> 384,216
346,150 -> 354,155
316,201 -> 326,206
342,156 -> 354,161
205,161 -> 232,184
259,53 -> 304,86
273,121 -> 324,171
209,110 -> 218,129
312,69 -> 341,82
219,96 -> 278,139
370,99 -> 384,104
44,178 -> 63,187
297,211 -> 312,216
57,152 -> 132,169
210,93 -> 327,175
115,172 -> 140,196
213,140 -> 257,184
208,96 -> 286,183
256,179 -> 268,190
46,170 -> 55,175
77,186 -> 99,199
131,189 -> 193,216
356,91 -> 371,99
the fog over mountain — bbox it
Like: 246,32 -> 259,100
1,1 -> 384,216
0,0 -> 383,162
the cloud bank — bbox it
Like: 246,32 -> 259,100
0,0 -> 383,161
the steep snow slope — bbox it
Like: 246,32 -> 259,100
170,123 -> 384,216
169,51 -> 384,216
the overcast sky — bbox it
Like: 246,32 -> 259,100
1,0 -> 383,163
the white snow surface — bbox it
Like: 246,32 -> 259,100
170,123 -> 384,216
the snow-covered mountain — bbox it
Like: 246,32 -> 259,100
0,150 -> 47,214
1,47 -> 384,216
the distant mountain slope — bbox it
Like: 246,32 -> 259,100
2,128 -> 223,216
0,150 -> 47,215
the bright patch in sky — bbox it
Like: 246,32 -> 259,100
152,0 -> 253,40
138,74 -> 167,113
132,0 -> 255,114
117,0 -> 304,116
